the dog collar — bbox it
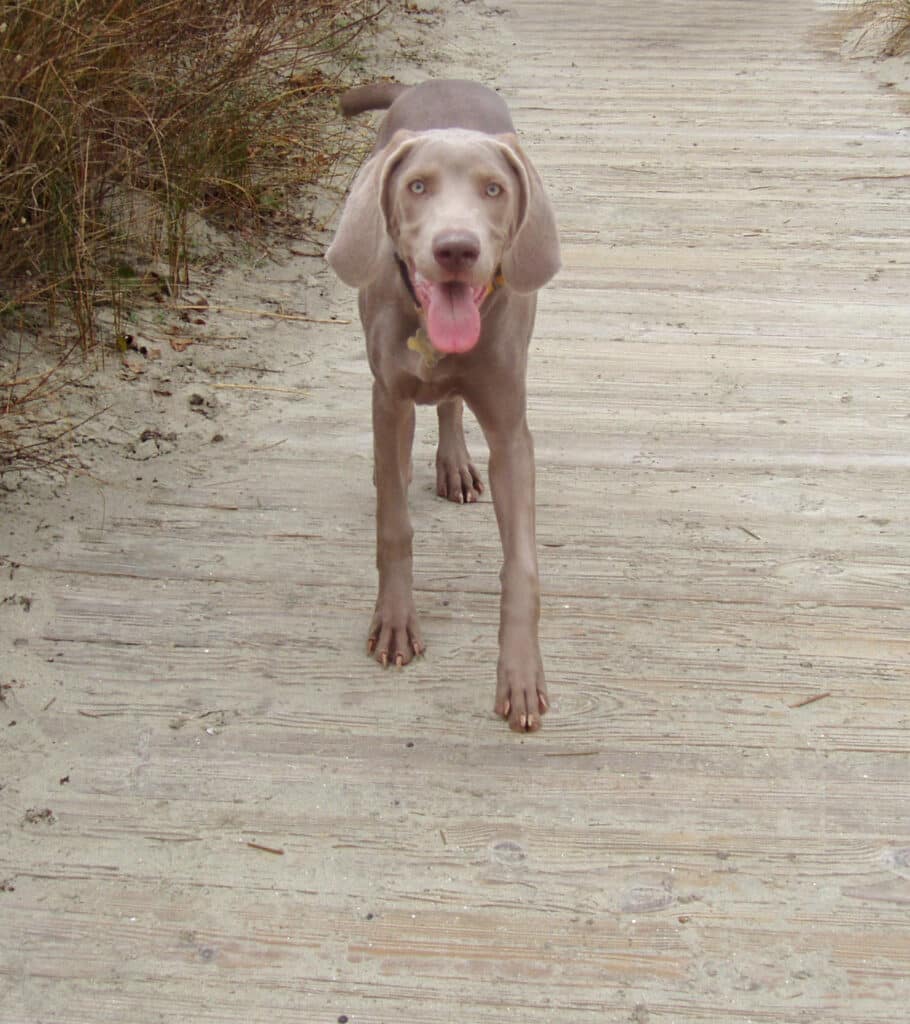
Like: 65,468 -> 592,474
396,254 -> 420,307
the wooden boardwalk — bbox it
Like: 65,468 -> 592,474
2,1 -> 909,1021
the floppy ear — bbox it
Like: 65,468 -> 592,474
496,134 -> 561,293
326,131 -> 416,288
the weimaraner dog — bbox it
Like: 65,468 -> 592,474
327,79 -> 560,732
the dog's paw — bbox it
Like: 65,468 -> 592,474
494,647 -> 548,732
435,447 -> 483,504
368,600 -> 424,668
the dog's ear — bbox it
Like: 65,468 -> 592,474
495,134 -> 561,294
326,131 -> 417,288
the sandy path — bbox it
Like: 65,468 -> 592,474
3,2 -> 909,1022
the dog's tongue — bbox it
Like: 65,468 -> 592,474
423,281 -> 481,355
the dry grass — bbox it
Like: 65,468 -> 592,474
885,0 -> 910,50
0,0 -> 385,473
858,0 -> 910,52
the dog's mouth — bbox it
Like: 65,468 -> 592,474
412,272 -> 489,355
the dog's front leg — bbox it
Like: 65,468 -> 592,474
475,403 -> 549,732
369,380 -> 424,667
435,397 -> 484,504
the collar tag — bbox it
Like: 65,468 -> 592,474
407,327 -> 443,370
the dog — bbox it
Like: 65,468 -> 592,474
326,79 -> 560,731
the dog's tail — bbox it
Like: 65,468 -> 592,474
338,81 -> 411,118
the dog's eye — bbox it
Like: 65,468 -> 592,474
408,180 -> 426,195
485,182 -> 503,198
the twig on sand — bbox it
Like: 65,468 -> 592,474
211,383 -> 309,397
789,692 -> 831,709
173,303 -> 349,326
246,841 -> 285,856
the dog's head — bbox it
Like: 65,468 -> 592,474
327,129 -> 560,308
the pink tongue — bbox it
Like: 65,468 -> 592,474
424,282 -> 481,354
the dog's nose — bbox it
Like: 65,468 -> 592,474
432,231 -> 480,274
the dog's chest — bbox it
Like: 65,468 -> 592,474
399,357 -> 467,405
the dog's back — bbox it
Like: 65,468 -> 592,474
339,79 -> 515,149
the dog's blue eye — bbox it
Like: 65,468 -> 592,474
409,180 -> 426,195
485,182 -> 503,198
